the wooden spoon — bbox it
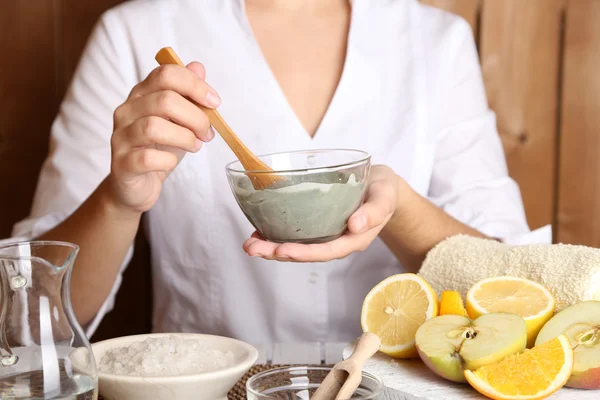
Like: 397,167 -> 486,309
312,332 -> 382,400
155,47 -> 285,190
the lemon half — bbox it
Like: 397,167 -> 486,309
466,276 -> 555,347
361,273 -> 438,358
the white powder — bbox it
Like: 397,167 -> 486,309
98,335 -> 236,377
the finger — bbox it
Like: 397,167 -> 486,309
129,64 -> 221,109
275,235 -> 358,262
126,116 -> 203,153
272,240 -> 350,262
243,238 -> 280,260
125,90 -> 213,141
242,232 -> 299,262
242,231 -> 263,251
186,61 -> 206,80
121,148 -> 178,174
348,180 -> 396,234
274,227 -> 383,262
242,237 -> 261,249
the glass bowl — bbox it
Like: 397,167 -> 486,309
225,149 -> 371,244
246,366 -> 383,399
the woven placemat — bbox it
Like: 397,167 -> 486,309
97,364 -> 332,399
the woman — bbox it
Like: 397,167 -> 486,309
12,0 -> 547,350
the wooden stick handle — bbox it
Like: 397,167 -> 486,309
333,333 -> 381,400
154,47 -> 256,165
155,46 -> 185,66
346,332 -> 381,364
154,47 -> 285,190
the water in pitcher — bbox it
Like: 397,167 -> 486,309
0,371 -> 97,400
0,241 -> 98,400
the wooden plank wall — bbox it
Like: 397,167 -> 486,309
423,0 -> 599,247
426,0 -> 563,231
480,0 -> 564,232
0,1 -> 58,240
0,1 -> 599,339
557,0 -> 600,246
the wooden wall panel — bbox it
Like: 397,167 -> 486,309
556,0 -> 600,247
479,0 -> 565,230
0,1 -> 59,238
420,0 -> 482,34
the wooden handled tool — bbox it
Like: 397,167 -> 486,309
312,332 -> 382,400
155,47 -> 285,189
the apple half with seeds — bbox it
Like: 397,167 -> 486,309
415,313 -> 527,383
535,300 -> 600,389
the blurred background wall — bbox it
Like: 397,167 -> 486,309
0,0 -> 598,341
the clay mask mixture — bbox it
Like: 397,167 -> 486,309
98,335 -> 235,377
232,171 -> 365,243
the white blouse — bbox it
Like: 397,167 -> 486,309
12,0 -> 550,354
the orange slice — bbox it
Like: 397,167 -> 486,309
361,273 -> 438,358
465,334 -> 574,400
439,290 -> 468,317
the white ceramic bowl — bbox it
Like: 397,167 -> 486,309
91,333 -> 258,400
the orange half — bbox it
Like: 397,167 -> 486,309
465,334 -> 574,400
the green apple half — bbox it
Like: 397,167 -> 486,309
415,313 -> 527,383
536,300 -> 600,389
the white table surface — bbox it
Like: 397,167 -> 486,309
341,341 -> 598,400
254,342 -> 597,399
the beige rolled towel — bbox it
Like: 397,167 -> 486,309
418,234 -> 600,312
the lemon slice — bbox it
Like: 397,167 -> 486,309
466,276 -> 555,347
361,273 -> 438,358
465,334 -> 574,400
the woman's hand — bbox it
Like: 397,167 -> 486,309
105,62 -> 219,214
243,165 -> 399,262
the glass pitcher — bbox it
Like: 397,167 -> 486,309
0,241 -> 97,399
